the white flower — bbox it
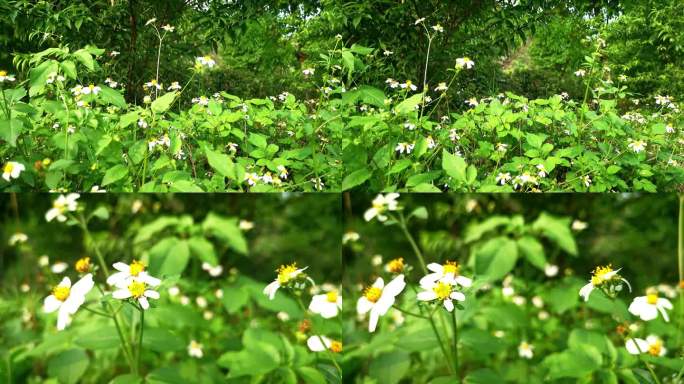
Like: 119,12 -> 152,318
496,143 -> 508,153
277,311 -> 290,321
311,178 -> 325,191
196,55 -> 216,68
581,175 -> 592,188
302,68 -> 315,76
400,80 -> 417,91
395,142 -> 415,154
419,261 -> 472,288
309,290 -> 342,318
579,265 -> 631,301
90,185 -> 106,193
518,342 -> 534,359
342,231 -> 360,244
104,78 -> 118,88
532,296 -> 544,308
263,263 -> 308,300
180,296 -> 190,305
80,84 -> 101,95
239,220 -> 254,231
512,295 -> 526,306
502,286 -> 515,297
574,69 -> 586,77
356,275 -> 406,332
192,96 -> 209,106
109,51 -> 120,57
628,291 -> 673,322
414,17 -> 425,25
371,255 -> 383,266
106,260 -> 161,288
245,172 -> 260,186
201,262 -> 223,277
168,81 -> 182,91
536,164 -> 547,178
496,172 -> 511,185
43,274 -> 94,330
277,165 -> 288,179
112,276 -> 160,310
625,335 -> 666,356
364,193 -> 400,222
215,289 -> 224,299
455,57 -> 474,70
628,139 -> 646,153
196,296 -> 208,308
383,50 -> 393,56
307,336 -> 342,353
168,286 -> 180,296
544,264 -> 559,277
655,95 -> 672,106
8,232 -> 28,246
138,119 -> 148,129
39,255 -> 50,267
432,24 -> 444,33
188,340 -> 203,358
3,161 -> 25,182
417,276 -> 466,312
385,78 -> 400,88
51,262 -> 68,274
434,82 -> 448,92
426,135 -> 436,149
572,220 -> 588,231
0,70 -> 16,82
161,24 -> 175,32
45,194 -> 80,222
465,97 -> 479,107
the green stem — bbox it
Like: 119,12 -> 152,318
677,195 -> 684,359
426,309 -> 455,375
82,306 -> 112,318
397,213 -> 428,274
630,337 -> 662,384
111,303 -> 136,374
392,305 -> 428,319
294,296 -> 342,375
451,309 -> 459,378
137,307 -> 145,374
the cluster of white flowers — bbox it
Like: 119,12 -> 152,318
192,96 -> 209,106
627,139 -> 647,153
455,57 -> 475,70
108,260 -> 161,310
148,134 -> 171,151
196,55 -> 216,69
45,194 -> 80,222
364,193 -> 399,222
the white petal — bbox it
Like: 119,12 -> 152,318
450,291 -> 466,301
417,291 -> 437,301
444,299 -> 454,312
140,272 -> 161,286
59,277 -> 72,288
657,298 -> 673,310
657,304 -> 670,322
419,273 -> 440,287
144,290 -> 160,299
106,271 -> 129,286
372,277 -> 385,289
307,336 -> 330,352
112,262 -> 129,272
625,338 -> 649,354
113,289 -> 132,299
43,295 -> 62,313
71,274 -> 94,297
455,276 -> 472,288
383,275 -> 406,296
139,296 -> 150,310
62,295 -> 85,314
2,172 -> 9,182
45,208 -> 59,222
364,208 -> 378,222
320,304 -> 339,319
356,297 -> 373,314
579,283 -> 593,301
426,263 -> 442,273
57,306 -> 72,330
263,281 -> 280,300
368,311 -> 380,332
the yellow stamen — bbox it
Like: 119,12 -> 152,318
0,70 -> 6,76
364,286 -> 382,303
3,163 -> 13,174
590,264 -> 614,286
129,260 -> 145,276
128,280 -> 146,298
52,286 -> 70,301
75,257 -> 91,273
648,341 -> 662,356
386,258 -> 404,273
277,263 -> 299,284
442,261 -> 460,276
326,291 -> 338,303
433,281 -> 452,300
646,293 -> 658,305
330,341 -> 343,353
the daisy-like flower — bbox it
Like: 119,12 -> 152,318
239,220 -> 254,231
496,172 -> 511,185
434,82 -> 448,92
628,289 -> 673,322
579,264 -> 631,301
665,124 -> 675,133
144,80 -> 162,90
465,97 -> 479,107
496,143 -> 508,153
245,172 -> 260,186
161,24 -> 175,32
138,119 -> 148,129
3,161 -> 25,182
277,165 -> 288,179
307,336 -> 342,353
201,262 -> 223,277
0,70 -> 16,82
104,78 -> 119,88
227,142 -> 239,153
192,96 -> 209,106
43,274 -> 94,330
544,264 -> 559,277
432,24 -> 444,33
188,340 -> 203,358
384,258 -> 405,274
311,177 -> 325,191
625,335 -> 666,356
75,257 -> 91,273
383,50 -> 393,56
51,262 -> 68,274
581,175 -> 592,188
196,55 -> 216,69
574,69 -> 586,77
80,84 -> 101,95
356,275 -> 406,332
628,139 -> 647,153
426,135 -> 436,149
263,263 -> 309,300
385,78 -> 400,89
655,95 -> 672,106
302,68 -> 315,76
106,260 -> 161,288
400,80 -> 417,91
45,194 -> 80,222
414,17 -> 426,25
112,276 -> 161,310
342,231 -> 360,244
168,81 -> 182,91
417,276 -> 466,312
455,57 -> 474,70
395,142 -> 414,154
536,164 -> 547,178
309,290 -> 342,318
364,193 -> 400,222
8,232 -> 28,246
518,341 -> 534,359
420,261 -> 473,288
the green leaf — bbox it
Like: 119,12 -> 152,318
110,374 -> 142,384
368,350 -> 410,384
151,92 -> 177,114
221,285 -> 249,314
442,149 -> 467,183
187,236 -> 218,265
342,167 -> 371,190
525,132 -> 547,148
102,164 -> 129,186
205,146 -> 235,179
47,349 -> 89,384
202,213 -> 248,254
148,237 -> 191,277
99,86 -> 127,109
463,369 -> 501,384
532,213 -> 578,256
473,237 -> 518,281
516,236 -> 547,270
73,49 -> 95,71
218,342 -> 280,378
142,328 -> 186,352
248,133 -> 269,148
395,93 -> 424,114
0,118 -> 24,147
75,325 -> 120,349
542,345 -> 602,379
341,50 -> 355,73
297,367 -> 328,384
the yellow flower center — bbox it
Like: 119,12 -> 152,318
3,162 -> 13,174
75,257 -> 91,273
648,341 -> 662,356
88,84 -> 95,90
326,291 -> 338,303
386,258 -> 404,273
405,80 -> 412,87
277,263 -> 298,284
53,286 -> 70,301
364,286 -> 382,303
203,56 -> 211,61
433,281 -> 453,300
53,199 -> 66,212
442,261 -> 460,276
0,70 -> 6,76
646,293 -> 658,305
128,280 -> 146,298
590,265 -> 614,286
330,341 -> 343,353
129,260 -> 145,276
